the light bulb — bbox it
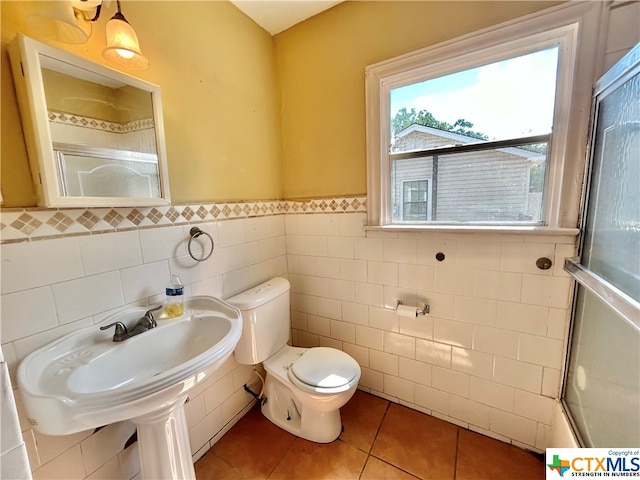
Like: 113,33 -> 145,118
116,48 -> 135,59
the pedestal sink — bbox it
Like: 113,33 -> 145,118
17,296 -> 242,480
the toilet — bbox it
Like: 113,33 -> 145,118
227,277 -> 361,443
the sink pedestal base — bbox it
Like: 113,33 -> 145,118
132,394 -> 195,480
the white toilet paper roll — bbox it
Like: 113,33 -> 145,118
396,304 -> 417,318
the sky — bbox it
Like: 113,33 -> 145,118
390,46 -> 559,141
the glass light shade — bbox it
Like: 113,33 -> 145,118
25,1 -> 91,44
102,15 -> 149,69
69,0 -> 102,12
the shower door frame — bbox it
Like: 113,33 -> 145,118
561,42 -> 640,447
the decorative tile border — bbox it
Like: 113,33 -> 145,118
48,111 -> 154,133
0,197 -> 367,244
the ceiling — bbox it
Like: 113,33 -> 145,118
229,0 -> 343,35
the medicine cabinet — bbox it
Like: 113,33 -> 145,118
9,34 -> 171,207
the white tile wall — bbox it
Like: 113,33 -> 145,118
450,396 -> 491,430
399,315 -> 433,340
79,231 -> 143,276
434,319 -> 473,349
52,272 -> 125,324
490,408 -> 538,446
1,237 -> 85,295
494,357 -> 544,394
31,445 -> 86,480
1,349 -> 31,480
2,287 -> 59,342
384,331 -> 415,358
287,212 -> 576,454
1,208 -> 578,479
416,338 -> 452,368
354,237 -> 383,261
399,357 -> 432,386
435,268 -> 475,296
415,384 -> 451,414
469,376 -> 515,412
497,301 -> 549,335
383,238 -> 417,264
383,374 -> 414,402
80,423 -> 137,475
1,215 -> 287,479
474,270 -> 522,302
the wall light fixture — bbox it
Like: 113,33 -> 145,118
25,0 -> 148,70
101,0 -> 148,69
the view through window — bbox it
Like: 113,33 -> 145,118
389,46 -> 559,224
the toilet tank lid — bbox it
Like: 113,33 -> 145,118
226,277 -> 290,309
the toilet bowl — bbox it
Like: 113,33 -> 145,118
262,345 -> 360,442
227,277 -> 361,443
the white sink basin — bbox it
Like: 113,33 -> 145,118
17,296 -> 242,479
66,313 -> 231,395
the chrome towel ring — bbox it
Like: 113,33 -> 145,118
188,227 -> 214,262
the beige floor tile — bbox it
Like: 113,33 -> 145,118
371,404 -> 457,480
196,393 -> 546,480
268,438 -> 367,480
361,457 -> 420,480
339,390 -> 389,452
195,453 -> 244,480
204,406 -> 295,479
455,428 -> 544,480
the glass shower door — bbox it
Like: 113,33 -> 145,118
563,43 -> 640,447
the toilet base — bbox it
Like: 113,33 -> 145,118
261,374 -> 343,443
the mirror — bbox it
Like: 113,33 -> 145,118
9,34 -> 170,207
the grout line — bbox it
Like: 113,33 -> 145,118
364,400 -> 459,480
214,451 -> 245,479
372,411 -> 460,480
452,427 -> 460,480
265,434 -> 297,479
356,399 -> 391,480
194,445 -> 244,480
357,456 -> 366,479
369,400 -> 391,455
370,457 -> 422,480
365,401 -> 394,479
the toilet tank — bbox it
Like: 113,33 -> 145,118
226,277 -> 290,365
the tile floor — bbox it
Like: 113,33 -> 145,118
195,390 -> 545,479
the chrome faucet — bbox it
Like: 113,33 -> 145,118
100,305 -> 163,342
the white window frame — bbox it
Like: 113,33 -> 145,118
365,2 -> 603,233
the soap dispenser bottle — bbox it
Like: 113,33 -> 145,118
165,274 -> 184,318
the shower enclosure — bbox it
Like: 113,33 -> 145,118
563,42 -> 640,447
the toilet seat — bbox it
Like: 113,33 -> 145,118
287,347 -> 360,394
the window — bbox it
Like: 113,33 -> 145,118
365,2 -> 602,230
400,179 -> 431,221
391,47 -> 556,223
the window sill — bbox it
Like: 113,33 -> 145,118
364,224 -> 579,236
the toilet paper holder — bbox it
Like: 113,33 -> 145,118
396,300 -> 430,316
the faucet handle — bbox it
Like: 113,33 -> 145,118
100,321 -> 128,341
144,305 -> 163,325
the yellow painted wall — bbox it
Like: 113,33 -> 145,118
1,1 -> 282,207
275,1 -> 560,199
2,1 -> 564,207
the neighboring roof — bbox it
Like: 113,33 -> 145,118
393,124 -> 544,161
